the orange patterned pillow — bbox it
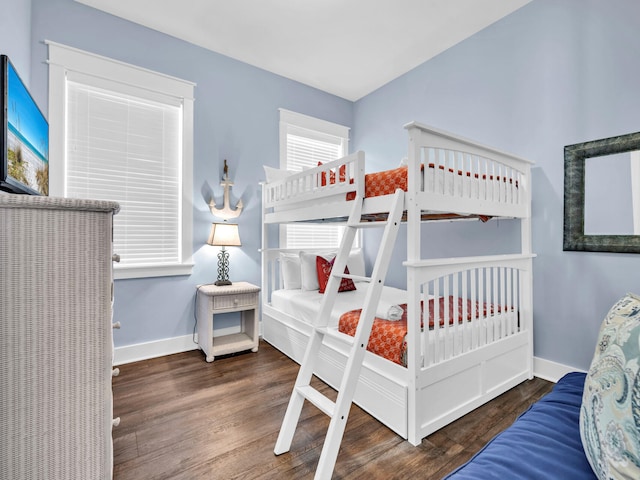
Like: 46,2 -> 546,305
316,256 -> 356,294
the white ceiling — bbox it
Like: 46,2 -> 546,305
75,0 -> 531,101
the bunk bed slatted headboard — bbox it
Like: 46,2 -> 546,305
406,122 -> 532,220
421,149 -> 522,206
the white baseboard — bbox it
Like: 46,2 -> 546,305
114,334 -> 199,365
115,331 -> 582,383
114,325 -> 244,365
533,356 -> 585,383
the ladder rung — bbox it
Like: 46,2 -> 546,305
333,273 -> 370,283
296,385 -> 335,417
316,327 -> 355,346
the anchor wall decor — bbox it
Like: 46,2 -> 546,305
209,159 -> 243,220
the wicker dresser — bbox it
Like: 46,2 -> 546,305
0,195 -> 120,480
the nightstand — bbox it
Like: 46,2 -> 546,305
196,282 -> 260,362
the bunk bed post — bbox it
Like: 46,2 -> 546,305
521,163 -> 533,256
520,163 -> 534,379
261,183 -> 268,307
406,126 -> 421,263
521,256 -> 535,380
405,124 -> 422,446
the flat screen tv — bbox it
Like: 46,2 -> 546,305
0,54 -> 48,195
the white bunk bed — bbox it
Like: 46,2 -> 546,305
261,121 -> 534,447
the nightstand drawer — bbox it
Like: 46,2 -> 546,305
213,292 -> 258,310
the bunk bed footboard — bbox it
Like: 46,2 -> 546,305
404,254 -> 534,445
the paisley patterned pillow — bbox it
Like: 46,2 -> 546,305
580,293 -> 640,480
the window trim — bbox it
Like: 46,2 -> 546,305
278,108 -> 349,169
278,109 -> 356,249
46,41 -> 194,279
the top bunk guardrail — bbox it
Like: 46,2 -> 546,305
263,151 -> 365,224
262,123 -> 533,224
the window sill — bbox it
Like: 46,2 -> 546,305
114,263 -> 194,280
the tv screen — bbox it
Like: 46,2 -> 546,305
0,55 -> 49,195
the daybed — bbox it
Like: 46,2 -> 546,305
444,372 -> 596,479
446,292 -> 640,480
260,122 -> 535,446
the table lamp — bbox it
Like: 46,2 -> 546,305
207,222 -> 242,286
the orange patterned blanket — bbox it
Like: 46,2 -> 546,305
345,166 -> 411,200
325,163 -> 517,202
338,296 -> 501,366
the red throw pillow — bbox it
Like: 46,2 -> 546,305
316,256 -> 356,294
317,161 -> 347,186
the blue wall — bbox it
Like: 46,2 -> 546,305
1,0 -> 32,83
353,0 -> 640,370
24,0 -> 640,370
29,0 -> 353,348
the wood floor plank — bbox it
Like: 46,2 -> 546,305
113,340 -> 553,479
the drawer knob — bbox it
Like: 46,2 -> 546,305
112,368 -> 120,377
112,417 -> 121,427
112,254 -> 121,263
112,321 -> 121,329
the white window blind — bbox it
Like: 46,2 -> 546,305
47,41 -> 194,279
286,129 -> 344,171
279,109 -> 351,249
66,81 -> 182,267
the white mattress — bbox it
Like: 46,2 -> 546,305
270,284 -> 407,328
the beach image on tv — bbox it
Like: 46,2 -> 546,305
7,61 -> 48,195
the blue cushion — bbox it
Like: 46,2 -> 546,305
444,372 -> 596,479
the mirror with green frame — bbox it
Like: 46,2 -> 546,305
563,131 -> 640,253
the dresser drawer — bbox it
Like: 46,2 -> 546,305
213,292 -> 258,310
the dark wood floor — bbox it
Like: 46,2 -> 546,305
113,340 -> 553,479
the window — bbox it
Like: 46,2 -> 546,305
47,41 -> 194,279
279,109 -> 353,249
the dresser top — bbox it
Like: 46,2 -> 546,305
0,194 -> 120,214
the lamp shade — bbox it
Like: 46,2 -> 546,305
207,223 -> 241,247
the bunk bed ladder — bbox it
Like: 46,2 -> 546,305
274,189 -> 404,480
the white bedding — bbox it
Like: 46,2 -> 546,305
270,284 -> 407,328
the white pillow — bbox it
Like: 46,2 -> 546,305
299,249 -> 366,291
280,253 -> 301,290
347,248 -> 366,279
300,251 -> 331,291
263,165 -> 294,183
